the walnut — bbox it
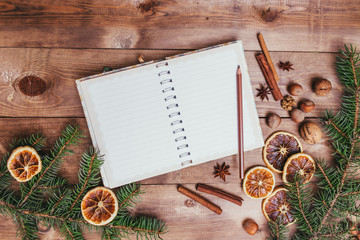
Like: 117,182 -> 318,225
281,95 -> 296,111
300,122 -> 322,144
313,79 -> 332,96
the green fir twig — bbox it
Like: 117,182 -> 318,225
0,124 -> 166,240
268,44 -> 360,239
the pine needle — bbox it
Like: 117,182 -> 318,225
0,124 -> 167,240
268,45 -> 360,239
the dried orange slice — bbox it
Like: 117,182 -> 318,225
263,131 -> 303,173
262,187 -> 295,225
7,146 -> 42,182
243,166 -> 275,199
81,187 -> 118,226
283,153 -> 316,184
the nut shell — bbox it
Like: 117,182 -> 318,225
300,122 -> 322,144
281,95 -> 296,111
290,109 -> 305,123
313,79 -> 332,96
288,83 -> 303,96
299,100 -> 315,113
266,113 -> 281,129
243,219 -> 259,235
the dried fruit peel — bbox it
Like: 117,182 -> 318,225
7,146 -> 42,182
263,131 -> 303,173
262,187 -> 295,225
81,187 -> 118,226
243,166 -> 275,199
283,153 -> 316,184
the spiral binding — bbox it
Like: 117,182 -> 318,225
158,61 -> 192,166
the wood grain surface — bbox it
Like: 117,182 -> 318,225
0,0 -> 355,239
0,49 -> 341,117
0,0 -> 359,51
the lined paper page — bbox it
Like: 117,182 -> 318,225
79,65 -> 180,188
167,42 -> 263,165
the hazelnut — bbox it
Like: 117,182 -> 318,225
243,219 -> 258,235
288,83 -> 303,96
313,79 -> 332,96
300,122 -> 322,144
299,100 -> 315,113
290,109 -> 305,123
266,113 -> 281,129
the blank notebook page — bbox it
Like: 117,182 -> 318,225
167,43 -> 263,165
79,64 -> 180,188
77,41 -> 263,188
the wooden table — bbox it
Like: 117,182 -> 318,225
0,1 -> 359,239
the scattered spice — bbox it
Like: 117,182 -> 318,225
256,84 -> 271,101
138,55 -> 145,63
196,183 -> 243,206
280,95 -> 296,111
255,53 -> 283,101
18,76 -> 46,96
177,185 -> 222,215
279,61 -> 294,71
214,162 -> 231,181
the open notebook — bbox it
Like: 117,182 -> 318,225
76,41 -> 264,188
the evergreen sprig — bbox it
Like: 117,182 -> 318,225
268,45 -> 360,239
0,124 -> 166,240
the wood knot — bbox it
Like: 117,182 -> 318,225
138,0 -> 159,16
18,76 -> 46,96
261,7 -> 281,22
184,199 -> 196,207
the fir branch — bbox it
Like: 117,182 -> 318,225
0,199 -> 166,236
267,219 -> 289,240
0,125 -> 167,239
275,45 -> 360,240
117,183 -> 142,209
294,181 -> 313,233
18,125 -> 83,207
315,159 -> 334,189
68,148 -> 102,213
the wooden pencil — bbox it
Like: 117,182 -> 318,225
236,66 -> 245,179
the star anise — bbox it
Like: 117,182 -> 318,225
279,61 -> 294,71
256,84 -> 271,101
214,162 -> 231,181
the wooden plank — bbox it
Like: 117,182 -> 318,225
0,0 -> 359,51
0,48 -> 341,117
0,115 -> 332,239
0,183 -> 295,240
0,117 -> 332,186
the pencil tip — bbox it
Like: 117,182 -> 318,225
237,65 -> 241,74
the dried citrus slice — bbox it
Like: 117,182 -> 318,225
262,187 -> 295,225
243,166 -> 275,199
283,153 -> 316,184
7,146 -> 42,182
263,131 -> 303,173
81,187 -> 118,226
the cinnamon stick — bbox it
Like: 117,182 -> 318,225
256,53 -> 283,101
196,183 -> 243,207
257,33 -> 280,82
177,185 -> 222,215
